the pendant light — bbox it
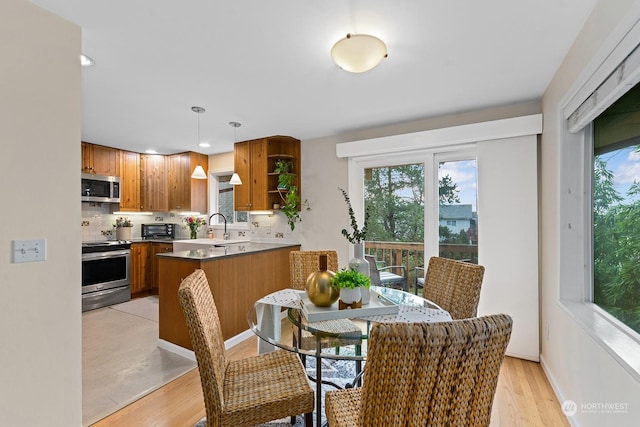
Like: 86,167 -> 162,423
229,121 -> 243,185
191,106 -> 207,179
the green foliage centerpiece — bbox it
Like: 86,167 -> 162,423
332,267 -> 371,310
338,188 -> 371,284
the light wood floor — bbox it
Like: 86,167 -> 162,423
92,336 -> 568,427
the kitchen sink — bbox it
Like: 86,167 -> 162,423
171,238 -> 250,252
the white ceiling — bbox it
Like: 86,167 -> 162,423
31,0 -> 598,155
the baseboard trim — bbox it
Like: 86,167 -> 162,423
506,351 -> 539,362
540,354 -> 578,427
157,339 -> 196,361
224,329 -> 255,349
158,328 -> 255,361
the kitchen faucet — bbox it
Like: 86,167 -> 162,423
209,213 -> 229,240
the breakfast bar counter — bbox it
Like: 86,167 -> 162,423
157,242 -> 300,350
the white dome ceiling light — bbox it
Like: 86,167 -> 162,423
331,33 -> 387,73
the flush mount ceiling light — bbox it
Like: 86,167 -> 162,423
331,33 -> 387,73
191,106 -> 208,179
80,54 -> 95,67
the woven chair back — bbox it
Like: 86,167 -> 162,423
177,269 -> 227,424
423,256 -> 485,319
359,314 -> 512,426
289,250 -> 339,290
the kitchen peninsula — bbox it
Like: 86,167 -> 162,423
157,242 -> 300,350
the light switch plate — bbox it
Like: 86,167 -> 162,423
12,239 -> 46,263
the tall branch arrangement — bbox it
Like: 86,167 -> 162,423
339,187 -> 369,243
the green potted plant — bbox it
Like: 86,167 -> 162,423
331,267 -> 371,307
273,159 -> 310,231
274,159 -> 294,190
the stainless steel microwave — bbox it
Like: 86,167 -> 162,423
81,173 -> 121,203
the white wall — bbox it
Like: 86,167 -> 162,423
540,0 -> 640,425
477,135 -> 539,361
0,1 -> 81,426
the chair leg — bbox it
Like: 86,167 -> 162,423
304,412 -> 313,427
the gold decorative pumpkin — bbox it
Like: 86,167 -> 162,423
305,255 -> 339,307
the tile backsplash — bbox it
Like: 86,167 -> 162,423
81,204 -> 302,244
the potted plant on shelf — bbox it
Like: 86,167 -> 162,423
331,267 -> 371,309
273,159 -> 294,190
339,187 -> 371,276
274,159 -> 309,231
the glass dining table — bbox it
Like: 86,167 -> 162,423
247,285 -> 452,426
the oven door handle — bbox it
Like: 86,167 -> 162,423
82,250 -> 130,260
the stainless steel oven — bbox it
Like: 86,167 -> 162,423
82,241 -> 131,312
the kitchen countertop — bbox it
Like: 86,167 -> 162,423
157,242 -> 300,260
129,238 -> 176,243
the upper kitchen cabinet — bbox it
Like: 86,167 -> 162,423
168,152 -> 208,213
140,154 -> 169,212
82,142 -> 121,176
234,136 -> 300,211
119,151 -> 140,211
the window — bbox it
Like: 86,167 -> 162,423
211,174 -> 247,225
592,82 -> 640,335
438,158 -> 479,263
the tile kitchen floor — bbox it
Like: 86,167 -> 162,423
82,296 -> 196,426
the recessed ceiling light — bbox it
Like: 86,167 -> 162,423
199,142 -> 211,148
145,149 -> 158,154
80,54 -> 95,67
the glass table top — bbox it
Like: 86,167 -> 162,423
248,286 -> 452,361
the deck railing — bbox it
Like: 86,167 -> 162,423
364,241 -> 478,291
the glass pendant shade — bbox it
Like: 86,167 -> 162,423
331,33 -> 387,73
191,165 -> 207,179
230,173 -> 242,185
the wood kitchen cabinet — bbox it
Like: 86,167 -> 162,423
168,151 -> 208,213
233,136 -> 300,211
140,154 -> 169,211
130,242 -> 150,294
119,151 -> 141,211
158,244 -> 299,347
82,141 -> 121,176
151,242 -> 173,293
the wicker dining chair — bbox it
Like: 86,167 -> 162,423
415,256 -> 485,319
289,250 -> 362,351
289,250 -> 339,290
325,314 -> 513,427
177,269 -> 314,427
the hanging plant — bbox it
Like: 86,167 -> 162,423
279,185 -> 310,231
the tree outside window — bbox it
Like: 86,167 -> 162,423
592,82 -> 640,334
